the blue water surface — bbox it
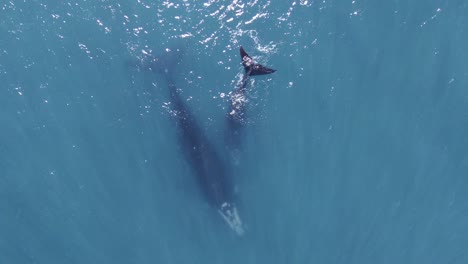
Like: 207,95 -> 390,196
1,1 -> 468,263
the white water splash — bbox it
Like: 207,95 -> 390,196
218,202 -> 245,236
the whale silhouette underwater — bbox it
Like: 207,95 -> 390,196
134,45 -> 275,235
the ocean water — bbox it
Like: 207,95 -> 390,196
1,0 -> 468,263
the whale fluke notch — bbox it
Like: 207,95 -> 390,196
240,46 -> 276,76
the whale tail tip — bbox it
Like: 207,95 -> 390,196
240,46 -> 276,76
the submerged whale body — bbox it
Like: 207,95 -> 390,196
137,45 -> 275,235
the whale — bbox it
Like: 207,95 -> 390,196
134,45 -> 275,235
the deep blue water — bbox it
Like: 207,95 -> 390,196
1,0 -> 468,263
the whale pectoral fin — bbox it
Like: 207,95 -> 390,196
239,46 -> 276,76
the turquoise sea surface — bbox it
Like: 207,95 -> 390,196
1,1 -> 468,263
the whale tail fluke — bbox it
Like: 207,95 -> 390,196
240,46 -> 276,76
